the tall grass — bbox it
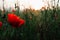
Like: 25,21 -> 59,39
0,7 -> 60,40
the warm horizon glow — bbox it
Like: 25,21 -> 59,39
0,0 -> 60,10
28,0 -> 45,10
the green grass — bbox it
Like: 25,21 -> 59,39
0,7 -> 60,40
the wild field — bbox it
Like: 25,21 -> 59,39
0,6 -> 60,40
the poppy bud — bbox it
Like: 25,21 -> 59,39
0,22 -> 2,28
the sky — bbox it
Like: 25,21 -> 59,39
0,0 -> 60,10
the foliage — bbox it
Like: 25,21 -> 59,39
0,7 -> 60,40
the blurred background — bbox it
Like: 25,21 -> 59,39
0,0 -> 60,40
0,0 -> 60,10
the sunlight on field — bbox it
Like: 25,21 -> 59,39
0,0 -> 47,10
0,0 -> 60,10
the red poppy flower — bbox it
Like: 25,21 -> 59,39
0,21 -> 2,28
18,19 -> 25,27
7,13 -> 25,28
7,13 -> 19,23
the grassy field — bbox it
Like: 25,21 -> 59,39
0,7 -> 60,40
